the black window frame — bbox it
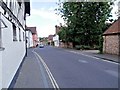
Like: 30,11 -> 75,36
12,23 -> 17,41
19,27 -> 21,41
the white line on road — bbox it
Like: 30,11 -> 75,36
66,50 -> 119,65
105,70 -> 118,78
78,59 -> 88,63
32,50 -> 60,90
34,53 -> 49,88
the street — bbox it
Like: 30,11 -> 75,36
1,1 -> 120,90
14,46 -> 119,88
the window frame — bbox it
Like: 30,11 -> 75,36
23,32 -> 25,41
12,23 -> 17,41
19,28 -> 21,41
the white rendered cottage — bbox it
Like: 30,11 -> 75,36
0,0 -> 30,89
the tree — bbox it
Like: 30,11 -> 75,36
57,1 -> 114,50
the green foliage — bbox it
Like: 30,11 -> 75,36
57,1 -> 114,48
75,45 -> 91,50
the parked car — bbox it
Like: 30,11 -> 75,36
39,44 -> 44,48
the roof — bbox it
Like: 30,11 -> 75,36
48,35 -> 54,40
26,27 -> 37,34
103,18 -> 120,35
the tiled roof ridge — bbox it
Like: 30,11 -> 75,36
103,18 -> 120,35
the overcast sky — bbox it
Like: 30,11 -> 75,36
26,0 -> 119,38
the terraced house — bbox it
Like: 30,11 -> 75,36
0,0 -> 30,89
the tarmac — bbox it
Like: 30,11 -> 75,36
71,50 -> 120,64
11,47 -> 119,88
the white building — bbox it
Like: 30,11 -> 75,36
0,0 -> 30,89
26,29 -> 33,48
53,34 -> 59,47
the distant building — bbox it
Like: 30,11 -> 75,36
48,35 -> 54,45
53,25 -> 61,47
53,34 -> 59,47
0,0 -> 30,89
53,24 -> 62,47
103,18 -> 120,55
26,29 -> 33,48
27,27 -> 39,47
55,25 -> 61,34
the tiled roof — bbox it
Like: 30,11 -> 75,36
48,35 -> 54,40
103,18 -> 120,35
27,27 -> 37,34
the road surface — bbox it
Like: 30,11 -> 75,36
32,46 -> 119,88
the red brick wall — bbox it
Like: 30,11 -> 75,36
103,35 -> 120,55
59,42 -> 73,48
32,34 -> 38,47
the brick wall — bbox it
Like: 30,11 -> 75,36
103,35 -> 120,55
59,42 -> 73,48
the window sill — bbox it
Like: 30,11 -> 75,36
13,39 -> 18,41
0,47 -> 5,51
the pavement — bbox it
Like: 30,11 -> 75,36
63,48 -> 120,64
80,50 -> 119,63
12,48 -> 53,88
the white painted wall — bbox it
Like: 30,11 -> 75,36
0,6 -> 3,90
2,14 -> 25,89
0,1 -> 26,89
1,11 -> 26,88
53,35 -> 59,47
26,31 -> 33,48
0,51 -> 2,89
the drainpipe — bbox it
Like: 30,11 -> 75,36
25,19 -> 27,57
25,28 -> 28,56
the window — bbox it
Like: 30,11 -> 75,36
9,0 -> 12,10
12,23 -> 17,41
19,28 -> 21,41
23,32 -> 25,41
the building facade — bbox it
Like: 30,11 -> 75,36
53,25 -> 62,47
26,27 -> 39,47
48,34 -> 54,45
103,18 -> 120,55
0,0 -> 30,89
53,34 -> 59,47
26,29 -> 33,48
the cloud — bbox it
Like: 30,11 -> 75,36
31,8 -> 63,22
26,6 -> 64,37
37,25 -> 55,37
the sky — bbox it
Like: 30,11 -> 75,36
26,0 -> 119,38
26,0 -> 64,37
